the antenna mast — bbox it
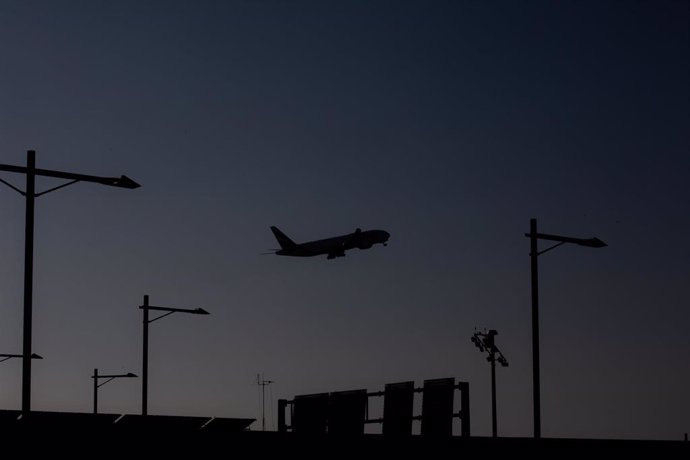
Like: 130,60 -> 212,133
257,373 -> 274,431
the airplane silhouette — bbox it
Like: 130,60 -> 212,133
268,226 -> 390,260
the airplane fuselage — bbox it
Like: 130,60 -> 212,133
271,227 -> 390,260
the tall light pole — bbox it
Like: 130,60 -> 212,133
526,218 -> 606,438
471,329 -> 508,437
0,150 -> 140,415
91,368 -> 137,414
140,294 -> 209,416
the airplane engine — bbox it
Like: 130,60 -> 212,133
327,249 -> 346,259
357,243 -> 372,250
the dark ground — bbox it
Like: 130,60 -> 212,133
0,410 -> 686,456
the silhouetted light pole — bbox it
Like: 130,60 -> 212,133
140,294 -> 209,416
91,368 -> 137,414
0,150 -> 139,415
526,218 -> 606,438
471,329 -> 508,437
0,353 -> 43,364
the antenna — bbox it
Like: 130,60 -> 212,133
257,373 -> 275,431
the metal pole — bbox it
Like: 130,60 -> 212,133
257,374 -> 266,431
491,350 -> 497,437
142,294 -> 149,416
530,218 -> 541,439
22,150 -> 35,416
261,375 -> 266,431
93,368 -> 98,414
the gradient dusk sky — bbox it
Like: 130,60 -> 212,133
0,0 -> 687,440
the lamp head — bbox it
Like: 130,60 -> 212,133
578,237 -> 607,248
111,175 -> 141,189
471,336 -> 485,352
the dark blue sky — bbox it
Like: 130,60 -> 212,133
0,1 -> 687,439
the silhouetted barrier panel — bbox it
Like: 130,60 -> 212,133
292,393 -> 330,434
421,378 -> 455,437
383,381 -> 415,436
328,389 -> 368,435
281,378 -> 470,437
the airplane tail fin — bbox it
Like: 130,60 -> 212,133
270,226 -> 298,250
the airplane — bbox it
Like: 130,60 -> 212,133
267,226 -> 390,260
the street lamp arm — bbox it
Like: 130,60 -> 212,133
93,373 -> 138,379
34,169 -> 141,189
0,163 -> 29,175
142,305 -> 210,315
525,231 -> 607,248
0,353 -> 43,360
0,163 -> 141,189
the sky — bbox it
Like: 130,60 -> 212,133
0,0 -> 688,440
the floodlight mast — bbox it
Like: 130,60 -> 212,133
471,328 -> 508,437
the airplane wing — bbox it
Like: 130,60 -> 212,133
342,228 -> 362,249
